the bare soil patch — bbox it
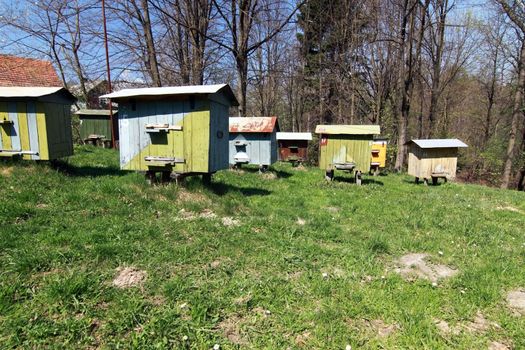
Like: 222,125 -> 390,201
261,172 -> 277,180
506,289 -> 525,314
177,189 -> 210,204
177,208 -> 217,221
222,217 -> 240,227
112,267 -> 147,288
0,167 -> 13,176
296,218 -> 306,226
434,312 -> 500,336
395,253 -> 458,283
489,341 -> 512,350
217,314 -> 247,346
348,318 -> 399,338
326,206 -> 340,213
294,330 -> 311,346
496,206 -> 523,214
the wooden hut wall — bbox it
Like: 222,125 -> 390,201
279,139 -> 308,161
319,134 -> 373,172
208,97 -> 230,172
229,133 -> 276,166
79,114 -> 119,141
0,98 -> 72,160
408,145 -> 459,179
118,97 -> 212,173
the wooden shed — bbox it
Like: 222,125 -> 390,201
370,137 -> 388,175
74,109 -> 118,147
407,139 -> 468,185
315,124 -> 380,183
0,87 -> 76,160
276,132 -> 312,165
100,84 -> 238,183
229,117 -> 279,171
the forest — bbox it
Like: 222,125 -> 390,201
1,0 -> 524,190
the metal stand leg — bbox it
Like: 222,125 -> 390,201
145,171 -> 156,185
355,170 -> 362,185
325,170 -> 334,181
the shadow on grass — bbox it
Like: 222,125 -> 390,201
205,181 -> 272,197
236,165 -> 293,179
50,160 -> 128,177
333,176 -> 384,186
401,178 -> 445,186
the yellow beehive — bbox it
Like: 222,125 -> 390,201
371,138 -> 388,170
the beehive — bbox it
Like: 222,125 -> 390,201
371,137 -> 388,173
315,124 -> 380,182
75,109 -> 118,147
406,139 -> 467,184
276,132 -> 312,164
229,117 -> 279,170
0,87 -> 75,160
100,84 -> 238,181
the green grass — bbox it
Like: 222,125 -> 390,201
1,145 -> 524,349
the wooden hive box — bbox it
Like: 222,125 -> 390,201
100,84 -> 238,181
371,137 -> 388,173
406,139 -> 468,184
229,117 -> 279,170
315,125 -> 380,182
276,132 -> 312,164
0,87 -> 75,160
75,109 -> 119,146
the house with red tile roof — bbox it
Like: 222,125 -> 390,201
0,55 -> 63,87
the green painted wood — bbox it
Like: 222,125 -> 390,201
319,134 -> 373,172
79,116 -> 112,140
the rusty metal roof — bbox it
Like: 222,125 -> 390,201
229,117 -> 279,133
407,139 -> 468,148
315,125 -> 380,135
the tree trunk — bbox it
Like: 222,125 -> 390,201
140,0 -> 161,87
501,39 -> 525,188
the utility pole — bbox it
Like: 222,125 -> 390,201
102,0 -> 117,149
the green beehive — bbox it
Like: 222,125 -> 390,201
315,124 -> 380,183
74,109 -> 118,146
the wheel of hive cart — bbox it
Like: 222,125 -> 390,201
355,170 -> 362,186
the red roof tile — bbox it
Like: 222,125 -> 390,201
0,55 -> 63,87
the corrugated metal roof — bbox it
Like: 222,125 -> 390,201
74,109 -> 117,116
229,117 -> 279,133
0,86 -> 75,99
408,139 -> 468,148
315,125 -> 380,135
276,132 -> 312,141
99,83 -> 239,105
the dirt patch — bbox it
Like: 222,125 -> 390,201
434,318 -> 460,335
222,217 -> 240,227
463,312 -> 500,333
36,203 -> 49,209
496,206 -> 523,214
294,330 -> 311,346
506,289 -> 525,314
0,167 -> 13,176
292,165 -> 307,171
348,318 -> 399,338
434,312 -> 500,336
261,172 -> 277,180
177,189 -> 210,204
296,218 -> 306,226
112,267 -> 147,288
217,314 -> 247,346
326,206 -> 340,213
234,294 -> 252,305
177,208 -> 217,221
489,341 -> 512,350
395,253 -> 458,283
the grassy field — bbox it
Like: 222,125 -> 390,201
1,146 -> 524,349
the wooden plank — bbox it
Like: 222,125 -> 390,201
8,102 -> 21,152
26,101 -> 40,160
0,101 -> 10,151
36,102 -> 49,160
17,102 -> 31,160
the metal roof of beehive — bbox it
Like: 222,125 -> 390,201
407,139 -> 468,148
276,132 -> 312,141
315,125 -> 380,135
229,117 -> 279,133
74,109 -> 117,116
0,86 -> 75,100
99,83 -> 239,105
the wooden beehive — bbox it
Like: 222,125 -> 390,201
276,132 -> 312,164
406,139 -> 467,184
100,84 -> 238,180
229,117 -> 279,169
371,137 -> 388,173
0,87 -> 75,160
315,125 -> 380,181
75,109 -> 118,146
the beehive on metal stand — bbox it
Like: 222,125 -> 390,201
370,137 -> 388,175
406,139 -> 468,185
100,84 -> 238,184
0,87 -> 76,160
229,117 -> 279,171
74,109 -> 119,147
315,125 -> 380,184
276,132 -> 312,165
